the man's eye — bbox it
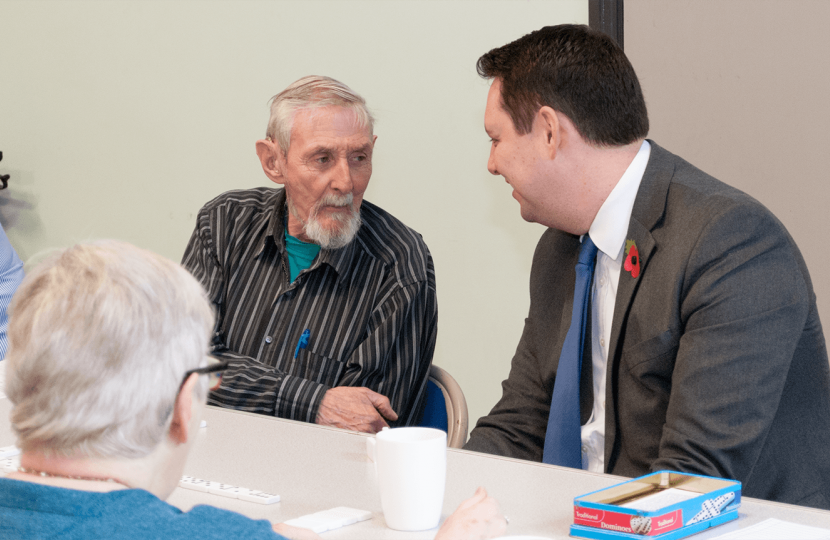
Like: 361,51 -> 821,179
352,155 -> 367,162
316,156 -> 330,164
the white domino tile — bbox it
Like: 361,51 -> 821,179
0,446 -> 21,474
283,515 -> 331,533
1,455 -> 21,474
178,476 -> 212,493
208,483 -> 241,499
178,476 -> 280,504
327,507 -> 372,523
284,507 -> 372,533
316,511 -> 356,528
0,445 -> 21,459
239,490 -> 280,504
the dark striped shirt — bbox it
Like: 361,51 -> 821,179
181,187 -> 437,427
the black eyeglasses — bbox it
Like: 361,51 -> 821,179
180,356 -> 230,392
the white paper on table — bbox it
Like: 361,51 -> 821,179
619,488 -> 699,512
711,518 -> 830,539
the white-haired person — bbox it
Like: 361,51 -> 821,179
0,241 -> 506,540
181,75 -> 437,435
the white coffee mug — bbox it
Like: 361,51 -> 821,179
370,427 -> 447,531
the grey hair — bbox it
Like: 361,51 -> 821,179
5,240 -> 215,459
265,75 -> 375,154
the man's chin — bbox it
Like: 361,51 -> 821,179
518,205 -> 538,225
305,214 -> 361,249
317,231 -> 358,250
319,216 -> 354,234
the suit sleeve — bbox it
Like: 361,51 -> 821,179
181,212 -> 329,423
648,201 -> 814,481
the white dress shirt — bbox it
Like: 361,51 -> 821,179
580,140 -> 651,472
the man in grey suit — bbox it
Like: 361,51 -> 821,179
464,24 -> 830,509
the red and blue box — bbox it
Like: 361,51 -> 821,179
571,471 -> 741,539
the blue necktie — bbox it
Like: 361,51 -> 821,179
543,235 -> 598,467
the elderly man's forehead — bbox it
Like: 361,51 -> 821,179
292,105 -> 373,135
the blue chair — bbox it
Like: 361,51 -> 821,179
420,379 -> 449,433
419,365 -> 469,448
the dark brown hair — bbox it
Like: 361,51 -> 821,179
477,24 -> 648,146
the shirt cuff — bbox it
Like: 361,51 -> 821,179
275,376 -> 329,424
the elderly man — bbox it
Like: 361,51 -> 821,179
464,25 -> 830,509
182,76 -> 437,434
1,241 -> 504,539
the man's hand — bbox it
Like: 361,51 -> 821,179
435,487 -> 508,540
272,523 -> 323,540
315,387 -> 398,434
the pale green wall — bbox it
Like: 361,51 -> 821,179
0,0 -> 588,433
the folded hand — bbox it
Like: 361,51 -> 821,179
315,387 -> 398,434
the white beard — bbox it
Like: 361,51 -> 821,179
288,192 -> 362,249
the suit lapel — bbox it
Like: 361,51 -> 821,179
604,141 -> 675,470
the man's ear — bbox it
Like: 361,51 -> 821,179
256,139 -> 285,185
537,106 -> 563,159
169,373 -> 198,445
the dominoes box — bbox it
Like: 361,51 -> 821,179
571,471 -> 741,540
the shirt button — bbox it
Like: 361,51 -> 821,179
600,338 -> 605,347
264,336 -> 273,344
582,445 -> 588,453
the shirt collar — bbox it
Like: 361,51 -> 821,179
588,140 -> 651,260
257,188 -> 360,286
252,188 -> 288,256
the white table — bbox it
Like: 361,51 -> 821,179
3,396 -> 830,538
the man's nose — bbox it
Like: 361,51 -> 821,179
487,147 -> 499,176
330,157 -> 354,193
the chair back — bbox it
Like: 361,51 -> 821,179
419,364 -> 469,448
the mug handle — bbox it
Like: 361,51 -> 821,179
366,426 -> 391,462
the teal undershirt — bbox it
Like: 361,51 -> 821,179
285,232 -> 321,282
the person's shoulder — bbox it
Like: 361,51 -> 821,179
641,142 -> 790,242
198,187 -> 283,216
0,483 -> 280,540
649,142 -> 766,212
648,142 -> 804,265
179,504 -> 283,538
106,491 -> 283,539
356,200 -> 433,279
193,188 -> 282,241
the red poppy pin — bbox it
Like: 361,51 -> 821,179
624,239 -> 640,278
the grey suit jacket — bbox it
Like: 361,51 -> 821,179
465,142 -> 830,509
